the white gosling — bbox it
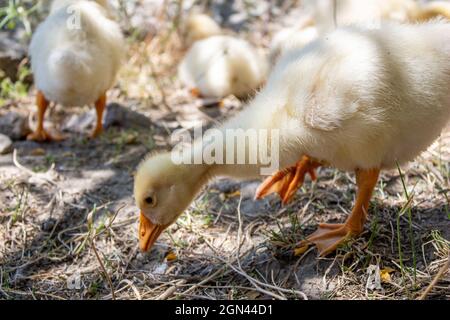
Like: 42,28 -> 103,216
28,0 -> 125,141
136,22 -> 450,256
178,35 -> 268,99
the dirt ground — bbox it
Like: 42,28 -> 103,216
0,0 -> 449,300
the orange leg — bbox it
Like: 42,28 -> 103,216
27,91 -> 64,142
298,168 -> 380,256
90,93 -> 106,138
255,156 -> 321,205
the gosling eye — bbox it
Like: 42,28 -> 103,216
145,195 -> 156,207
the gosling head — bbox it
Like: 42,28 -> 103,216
184,13 -> 222,45
134,152 -> 208,252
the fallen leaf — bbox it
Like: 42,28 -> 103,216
366,264 -> 383,291
380,267 -> 395,283
30,148 -> 46,156
227,190 -> 241,198
246,291 -> 261,299
294,245 -> 309,256
165,251 -> 177,262
124,133 -> 138,145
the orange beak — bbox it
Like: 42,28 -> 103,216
139,212 -> 165,252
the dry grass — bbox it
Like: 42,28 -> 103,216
0,0 -> 449,300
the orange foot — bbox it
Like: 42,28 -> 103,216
28,91 -> 65,142
89,127 -> 103,139
27,129 -> 65,142
295,168 -> 380,257
255,156 -> 321,205
298,223 -> 358,256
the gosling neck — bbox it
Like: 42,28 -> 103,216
181,143 -> 268,183
176,161 -> 214,195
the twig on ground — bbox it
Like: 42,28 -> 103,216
203,238 -> 307,300
12,149 -> 57,185
418,253 -> 450,300
90,236 -> 116,300
87,204 -> 125,300
179,268 -> 225,296
156,279 -> 187,300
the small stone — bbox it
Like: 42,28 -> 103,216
0,134 -> 12,154
136,252 -> 147,262
0,112 -> 31,140
153,262 -> 168,274
63,110 -> 96,133
210,179 -> 240,194
240,198 -> 269,217
240,181 -> 260,199
104,103 -> 152,129
63,103 -> 152,133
